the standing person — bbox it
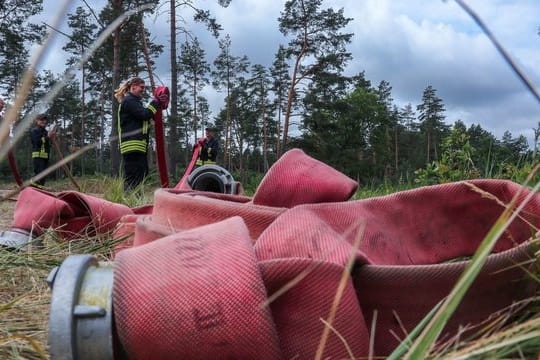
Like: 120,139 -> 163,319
195,126 -> 219,166
30,113 -> 55,187
114,77 -> 168,191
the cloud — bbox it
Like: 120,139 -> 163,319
35,0 -> 540,145
343,0 -> 540,143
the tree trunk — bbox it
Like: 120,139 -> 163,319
169,0 -> 179,178
110,0 -> 122,177
262,110 -> 268,172
140,21 -> 155,89
426,131 -> 431,164
282,56 -> 300,150
394,126 -> 398,171
225,69 -> 231,169
98,83 -> 106,173
283,38 -> 308,152
276,93 -> 282,157
193,77 -> 198,142
433,135 -> 438,161
81,61 -> 85,176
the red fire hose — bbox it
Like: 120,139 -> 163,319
153,86 -> 169,188
154,108 -> 168,187
1,128 -> 23,186
110,153 -> 538,358
5,149 -> 538,359
175,143 -> 200,190
7,149 -> 23,186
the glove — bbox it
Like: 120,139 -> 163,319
154,86 -> 170,110
152,97 -> 161,109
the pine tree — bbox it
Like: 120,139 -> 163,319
64,6 -> 99,176
0,1 -> 45,95
325,82 -> 388,181
278,0 -> 353,149
168,0 -> 230,175
178,37 -> 210,142
416,85 -> 449,163
247,64 -> 272,172
212,34 -> 249,169
398,103 -> 423,174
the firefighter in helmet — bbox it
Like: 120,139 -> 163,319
30,113 -> 55,187
196,126 -> 219,166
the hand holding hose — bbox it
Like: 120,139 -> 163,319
153,86 -> 170,110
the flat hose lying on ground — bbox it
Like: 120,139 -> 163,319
13,149 -> 540,358
112,167 -> 538,358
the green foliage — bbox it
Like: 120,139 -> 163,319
413,122 -> 540,187
0,0 -> 46,95
416,85 -> 450,163
179,37 -> 211,141
88,174 -> 155,207
278,0 -> 353,148
415,126 -> 480,185
231,169 -> 264,196
495,160 -> 540,184
353,181 -> 415,200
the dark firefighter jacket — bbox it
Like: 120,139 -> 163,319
117,92 -> 160,155
196,137 -> 218,165
31,126 -> 50,159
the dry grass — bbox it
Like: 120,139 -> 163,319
0,225 -> 124,359
0,178 -> 135,359
0,264 -> 50,360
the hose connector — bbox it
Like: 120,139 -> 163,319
0,228 -> 34,250
48,254 -> 114,360
188,164 -> 238,194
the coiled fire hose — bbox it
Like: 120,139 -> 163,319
4,149 -> 540,359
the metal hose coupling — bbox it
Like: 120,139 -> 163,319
0,228 -> 34,250
47,254 -> 115,360
187,164 -> 238,194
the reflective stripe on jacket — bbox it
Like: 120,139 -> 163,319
197,137 -> 218,165
195,159 -> 216,166
31,126 -> 50,159
118,92 -> 159,155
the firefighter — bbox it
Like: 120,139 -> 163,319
196,126 -> 219,166
114,77 -> 168,191
30,113 -> 55,187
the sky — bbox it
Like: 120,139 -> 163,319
36,0 -> 540,146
